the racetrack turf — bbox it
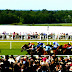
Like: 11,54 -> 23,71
0,40 -> 72,55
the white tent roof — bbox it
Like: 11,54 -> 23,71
0,25 -> 72,35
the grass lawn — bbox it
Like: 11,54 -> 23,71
0,40 -> 72,55
12,23 -> 72,26
32,23 -> 72,26
0,49 -> 28,55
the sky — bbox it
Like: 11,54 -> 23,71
0,0 -> 72,10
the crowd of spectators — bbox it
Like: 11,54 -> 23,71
0,31 -> 72,40
0,55 -> 72,72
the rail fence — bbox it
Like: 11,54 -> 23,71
0,41 -> 72,49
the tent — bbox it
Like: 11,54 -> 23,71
0,25 -> 72,35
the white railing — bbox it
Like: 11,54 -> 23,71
0,34 -> 72,40
0,41 -> 72,49
0,55 -> 72,60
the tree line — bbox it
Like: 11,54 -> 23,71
0,9 -> 72,24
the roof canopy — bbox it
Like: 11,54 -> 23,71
0,25 -> 72,35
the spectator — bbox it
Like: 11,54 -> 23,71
0,55 -> 72,72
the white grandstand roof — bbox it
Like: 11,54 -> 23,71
0,25 -> 72,35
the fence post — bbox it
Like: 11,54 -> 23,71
67,55 -> 69,59
40,35 -> 41,40
47,34 -> 48,44
2,34 -> 3,40
21,35 -> 22,40
10,41 -> 11,49
12,34 -> 13,40
50,42 -> 51,45
69,42 -> 70,44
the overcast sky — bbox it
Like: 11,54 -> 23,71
0,0 -> 72,10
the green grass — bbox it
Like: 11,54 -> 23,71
11,23 -> 72,26
0,40 -> 72,55
0,49 -> 28,55
33,23 -> 72,26
1,23 -> 72,26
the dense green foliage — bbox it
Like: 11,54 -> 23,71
0,9 -> 72,24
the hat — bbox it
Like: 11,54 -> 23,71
42,57 -> 46,61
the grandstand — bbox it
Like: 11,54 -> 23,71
0,25 -> 72,40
